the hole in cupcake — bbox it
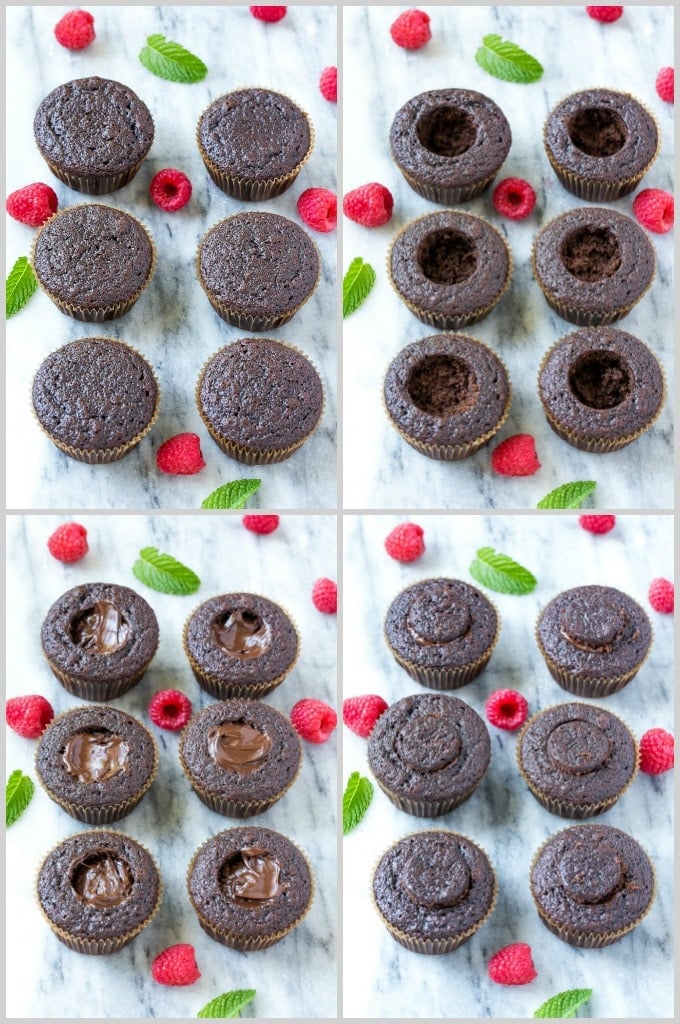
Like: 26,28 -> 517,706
207,721 -> 272,773
567,107 -> 627,157
212,609 -> 271,659
219,847 -> 282,905
569,351 -> 633,409
70,851 -> 133,908
62,729 -> 130,783
406,355 -> 480,417
560,226 -> 621,282
415,105 -> 477,157
70,600 -> 130,653
417,229 -> 477,284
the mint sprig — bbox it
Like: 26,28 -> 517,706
139,34 -> 208,83
534,988 -> 593,1018
537,481 -> 597,510
132,546 -> 200,595
197,990 -> 256,1019
343,771 -> 373,835
343,257 -> 376,317
6,770 -> 35,827
6,256 -> 38,318
475,34 -> 543,83
470,546 -> 537,595
201,479 -> 261,510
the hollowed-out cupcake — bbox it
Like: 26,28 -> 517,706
178,699 -> 302,817
32,338 -> 159,464
544,88 -> 659,201
383,334 -> 511,461
36,829 -> 161,954
41,583 -> 160,701
536,585 -> 652,698
530,824 -> 655,947
517,702 -> 638,818
187,826 -> 313,950
36,705 -> 159,824
538,327 -> 665,453
372,830 -> 497,953
388,210 -> 512,330
390,88 -> 512,205
197,88 -> 313,200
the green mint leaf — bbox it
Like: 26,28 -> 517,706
534,988 -> 593,1018
6,770 -> 35,827
132,546 -> 200,595
343,771 -> 373,835
537,480 -> 597,510
343,257 -> 376,317
197,990 -> 256,1019
201,479 -> 261,510
139,33 -> 207,83
470,546 -> 537,595
475,33 -> 543,83
6,256 -> 38,318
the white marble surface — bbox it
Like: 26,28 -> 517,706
342,514 -> 673,1018
6,5 -> 338,511
342,6 -> 674,511
5,513 -> 337,1018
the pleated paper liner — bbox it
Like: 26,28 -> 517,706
42,153 -> 150,196
179,746 -> 302,819
44,659 -> 155,701
372,772 -> 486,818
396,166 -> 499,206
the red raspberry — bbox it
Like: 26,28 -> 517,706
297,187 -> 337,233
648,577 -> 674,614
151,943 -> 201,986
6,182 -> 58,228
149,169 -> 192,212
384,522 -> 425,563
47,522 -> 89,563
585,6 -> 623,22
148,690 -> 192,732
491,435 -> 541,477
250,6 -> 286,21
579,514 -> 616,534
656,67 -> 674,103
242,514 -> 280,534
54,9 -> 95,49
319,66 -> 337,103
488,942 -> 537,985
390,9 -> 432,50
312,578 -> 337,614
156,433 -> 205,475
632,188 -> 674,234
6,695 -> 54,739
639,728 -> 674,774
343,183 -> 394,228
343,695 -> 389,738
492,177 -> 536,220
485,690 -> 529,731
290,699 -> 337,743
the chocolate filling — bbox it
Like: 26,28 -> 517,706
220,847 -> 282,906
406,355 -> 479,416
212,609 -> 271,659
207,722 -> 272,773
560,226 -> 622,282
70,851 -> 133,908
415,105 -> 477,157
569,351 -> 632,409
417,229 -> 477,285
62,729 -> 130,783
567,107 -> 627,157
70,601 -> 130,653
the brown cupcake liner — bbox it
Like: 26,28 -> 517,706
45,660 -> 154,701
397,167 -> 498,206
42,155 -> 149,196
373,775 -> 484,818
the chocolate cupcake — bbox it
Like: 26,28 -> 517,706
34,77 -> 155,194
187,826 -> 313,949
36,829 -> 161,954
517,702 -> 638,818
41,583 -> 160,701
367,693 -> 491,816
197,88 -> 313,200
538,327 -> 665,453
183,593 -> 298,700
32,338 -> 159,464
536,585 -> 652,698
32,204 -> 155,321
532,207 -> 655,327
179,699 -> 302,817
197,211 -> 320,330
36,705 -> 158,824
388,211 -> 512,330
530,824 -> 655,947
383,334 -> 511,461
544,88 -> 659,201
390,88 -> 512,205
372,830 -> 496,953
196,338 -> 324,465
384,578 -> 500,689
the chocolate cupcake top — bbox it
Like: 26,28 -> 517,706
34,77 -> 154,178
368,693 -> 491,803
373,831 -> 496,940
41,583 -> 159,684
531,824 -> 654,937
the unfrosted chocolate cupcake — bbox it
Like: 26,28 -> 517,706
390,88 -> 511,205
